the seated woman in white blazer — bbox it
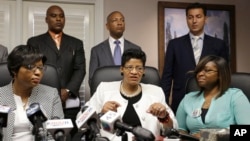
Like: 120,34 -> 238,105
82,48 -> 178,141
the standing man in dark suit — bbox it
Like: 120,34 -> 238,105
27,5 -> 86,137
0,44 -> 8,62
161,2 -> 229,114
89,11 -> 141,90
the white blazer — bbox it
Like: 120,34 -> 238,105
85,81 -> 178,141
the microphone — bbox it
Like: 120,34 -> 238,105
0,105 -> 11,128
26,103 -> 48,141
75,106 -> 101,130
100,110 -> 155,141
163,128 -> 199,141
76,106 -> 107,140
0,105 -> 11,140
45,118 -> 73,141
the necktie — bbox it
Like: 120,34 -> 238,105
193,36 -> 201,65
54,34 -> 60,49
114,40 -> 121,65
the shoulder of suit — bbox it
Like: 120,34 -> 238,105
204,34 -> 224,42
169,34 -> 189,42
0,44 -> 7,50
124,39 -> 140,47
37,84 -> 57,93
92,39 -> 109,48
140,83 -> 162,90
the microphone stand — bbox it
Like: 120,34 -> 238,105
54,130 -> 65,141
33,116 -> 46,141
80,128 -> 110,141
0,127 -> 2,141
116,129 -> 128,141
0,118 -> 4,141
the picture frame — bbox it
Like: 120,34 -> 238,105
158,1 -> 236,76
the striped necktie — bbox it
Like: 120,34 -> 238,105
193,36 -> 201,64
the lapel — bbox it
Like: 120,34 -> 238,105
1,83 -> 16,111
59,33 -> 69,53
201,34 -> 210,58
102,39 -> 115,64
44,32 -> 60,53
183,34 -> 196,65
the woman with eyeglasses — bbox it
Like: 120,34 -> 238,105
176,55 -> 250,139
81,48 -> 178,141
0,45 -> 64,140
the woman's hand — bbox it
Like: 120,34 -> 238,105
147,103 -> 167,118
101,101 -> 121,113
147,103 -> 173,128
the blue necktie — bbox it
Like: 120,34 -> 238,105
114,40 -> 121,65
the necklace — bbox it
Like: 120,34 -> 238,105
120,82 -> 141,98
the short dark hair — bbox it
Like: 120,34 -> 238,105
194,55 -> 231,98
106,11 -> 124,22
186,2 -> 207,16
7,45 -> 47,77
121,48 -> 146,67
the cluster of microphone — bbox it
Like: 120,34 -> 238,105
75,106 -> 155,141
0,103 -> 74,141
0,103 -> 198,141
26,103 -> 74,141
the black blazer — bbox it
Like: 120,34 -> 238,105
160,34 -> 229,112
27,32 -> 86,97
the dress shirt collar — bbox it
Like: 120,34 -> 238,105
108,36 -> 124,55
189,32 -> 205,40
48,31 -> 63,39
108,36 -> 124,46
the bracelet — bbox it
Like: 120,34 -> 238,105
158,112 -> 170,123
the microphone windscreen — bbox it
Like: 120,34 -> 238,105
100,110 -> 121,134
75,106 -> 100,129
26,103 -> 47,125
0,105 -> 11,127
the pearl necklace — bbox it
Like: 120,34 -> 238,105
120,83 -> 141,98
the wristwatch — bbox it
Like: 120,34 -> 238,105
66,89 -> 71,96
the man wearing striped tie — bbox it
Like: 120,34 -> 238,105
160,2 -> 229,114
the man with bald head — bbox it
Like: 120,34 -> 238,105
27,5 -> 86,137
89,11 -> 141,91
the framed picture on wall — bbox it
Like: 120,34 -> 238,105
158,1 -> 236,76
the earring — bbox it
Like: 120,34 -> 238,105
143,74 -> 145,77
121,72 -> 124,76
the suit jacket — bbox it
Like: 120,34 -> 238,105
160,34 -> 229,113
0,83 -> 64,141
27,32 -> 86,97
0,44 -> 8,63
89,39 -> 140,84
